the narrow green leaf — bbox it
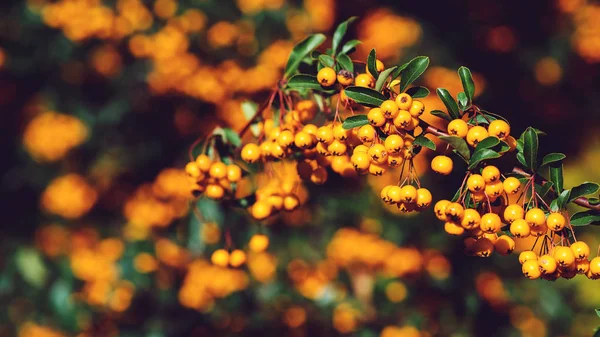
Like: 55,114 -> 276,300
406,86 -> 430,98
337,53 -> 354,73
458,66 -> 475,101
541,153 -> 566,167
241,100 -> 259,138
468,149 -> 501,169
439,136 -> 471,160
343,86 -> 387,107
468,114 -> 496,125
436,88 -> 461,119
223,128 -> 242,147
399,56 -> 430,92
332,16 -> 357,55
555,189 -> 571,210
430,109 -> 452,122
595,309 -> 600,318
475,137 -> 500,151
318,54 -> 335,68
367,49 -> 379,80
570,210 -> 600,226
342,115 -> 369,130
495,140 -> 511,153
480,110 -> 510,123
375,66 -> 397,92
413,135 -> 436,151
569,182 -> 600,203
549,163 -> 564,194
287,74 -> 324,90
390,60 -> 410,81
522,127 -> 539,171
451,185 -> 463,202
284,34 -> 327,78
457,92 -> 469,111
340,39 -> 361,55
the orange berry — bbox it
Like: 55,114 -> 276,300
416,188 -> 432,209
444,221 -> 465,236
494,235 -> 515,255
241,143 -> 261,163
434,200 -> 450,221
392,110 -> 412,129
185,162 -> 201,178
251,200 -> 273,220
522,260 -> 542,279
488,120 -> 510,140
467,174 -> 486,193
510,219 -> 530,238
355,73 -> 374,88
283,195 -> 300,211
519,250 -> 537,264
368,144 -> 388,164
357,124 -> 376,143
503,204 -> 524,223
480,213 -> 502,234
337,70 -> 354,86
399,185 -> 418,203
196,154 -> 213,172
503,177 -> 521,194
538,254 -> 558,274
205,184 -> 225,199
226,164 -> 242,182
553,246 -> 575,267
466,126 -> 488,147
409,100 -> 425,117
384,134 -> 404,154
380,100 -> 399,119
525,208 -> 546,227
461,209 -> 481,230
546,213 -> 566,231
481,166 -> 500,183
570,241 -> 590,260
445,202 -> 464,222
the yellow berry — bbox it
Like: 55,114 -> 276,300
392,110 -> 412,129
538,254 -> 558,274
380,100 -> 399,119
337,70 -> 354,86
316,126 -> 334,144
466,126 -> 488,147
431,155 -> 453,175
480,213 -> 502,234
474,238 -> 495,257
546,213 -> 566,232
434,200 -> 450,221
351,151 -> 370,171
447,119 -> 469,138
525,208 -> 546,227
395,93 -> 412,110
519,250 -> 538,264
444,221 -> 465,236
494,235 -> 515,255
367,108 -> 386,127
241,143 -> 261,163
251,200 -> 273,220
357,124 -> 376,143
229,249 -> 246,267
317,67 -> 336,87
503,204 -> 524,223
510,219 -> 530,238
467,174 -> 486,193
294,131 -> 316,149
249,234 -> 269,252
488,120 -> 510,140
484,180 -> 504,198
283,195 -> 300,211
333,124 -> 350,141
570,241 -> 590,261
195,154 -> 213,172
481,166 -> 500,183
589,257 -> 600,276
399,185 -> 418,203
461,209 -> 481,230
384,134 -> 404,154
368,144 -> 388,164
386,186 -> 403,203
553,246 -> 576,268
522,260 -> 541,279
355,73 -> 374,88
205,184 -> 225,199
185,162 -> 201,178
416,188 -> 432,209
445,202 -> 464,222
503,177 -> 521,194
409,100 -> 425,117
211,249 -> 229,267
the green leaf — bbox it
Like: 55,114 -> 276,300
241,100 -> 257,120
570,210 -> 600,226
344,86 -> 387,107
594,327 -> 600,337
541,153 -> 566,167
390,60 -> 410,81
223,128 -> 242,147
436,88 -> 461,119
15,248 -> 47,289
287,74 -> 324,90
468,149 -> 501,169
595,309 -> 600,318
284,34 -> 326,78
430,109 -> 452,122
468,114 -> 496,125
549,163 -> 564,194
555,189 -> 571,210
475,137 -> 500,151
569,182 -> 600,203
413,135 -> 436,151
522,127 -> 539,171
342,115 -> 369,130
399,56 -> 430,92
367,49 -> 379,80
439,136 -> 471,160
495,140 -> 511,153
318,54 -> 335,68
517,152 -> 526,167
458,66 -> 475,101
337,53 -> 354,73
340,39 -> 361,55
457,92 -> 469,110
539,181 -> 554,198
332,16 -> 357,55
406,86 -> 430,98
375,66 -> 397,92
588,198 -> 600,205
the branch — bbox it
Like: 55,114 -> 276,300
512,167 -> 600,211
420,120 -> 449,137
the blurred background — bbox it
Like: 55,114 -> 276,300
1,0 -> 600,336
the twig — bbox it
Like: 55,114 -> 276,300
512,167 -> 600,211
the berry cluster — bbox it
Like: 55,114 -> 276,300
185,154 -> 243,199
519,243 -> 600,280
